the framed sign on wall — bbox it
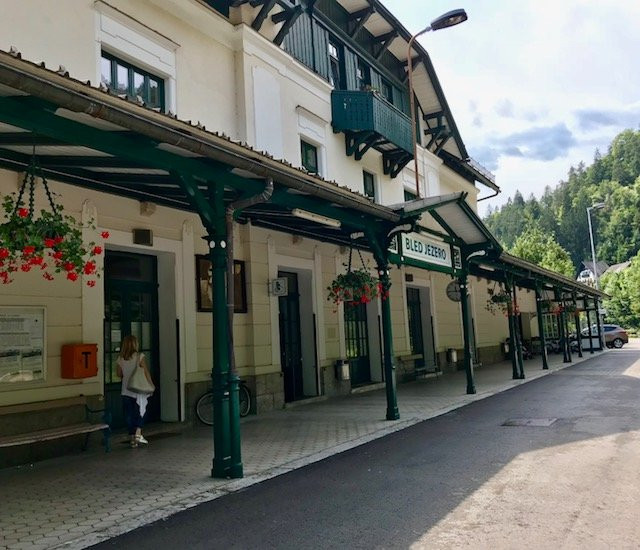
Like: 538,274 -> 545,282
195,256 -> 247,313
0,306 -> 46,384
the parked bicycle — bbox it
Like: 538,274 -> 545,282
196,381 -> 252,426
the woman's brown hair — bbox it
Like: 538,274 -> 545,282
119,335 -> 139,360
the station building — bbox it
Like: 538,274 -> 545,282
0,0 -> 603,474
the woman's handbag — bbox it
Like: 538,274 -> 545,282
127,354 -> 155,395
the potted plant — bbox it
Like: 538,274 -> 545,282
327,267 -> 385,307
486,288 -> 515,316
0,160 -> 108,285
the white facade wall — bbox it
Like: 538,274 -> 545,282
0,0 -> 503,418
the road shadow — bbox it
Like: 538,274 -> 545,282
91,349 -> 640,549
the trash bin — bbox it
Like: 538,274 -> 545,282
335,359 -> 350,381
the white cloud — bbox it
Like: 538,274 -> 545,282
382,0 -> 640,214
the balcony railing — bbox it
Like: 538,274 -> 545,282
331,90 -> 413,178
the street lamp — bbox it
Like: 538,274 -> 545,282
407,9 -> 468,198
587,201 -> 605,290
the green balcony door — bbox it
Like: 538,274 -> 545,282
345,303 -> 371,386
104,252 -> 160,429
278,271 -> 304,402
406,287 -> 425,369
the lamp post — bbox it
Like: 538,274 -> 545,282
407,9 -> 468,197
587,202 -> 605,290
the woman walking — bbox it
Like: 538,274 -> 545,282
117,335 -> 154,447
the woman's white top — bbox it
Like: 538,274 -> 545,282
118,353 -> 146,399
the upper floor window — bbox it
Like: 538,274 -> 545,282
301,140 -> 319,174
101,51 -> 165,111
363,171 -> 376,201
356,59 -> 371,91
328,39 -> 345,90
381,78 -> 393,105
404,189 -> 417,201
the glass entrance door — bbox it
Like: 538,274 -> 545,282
406,287 -> 425,369
104,252 -> 159,429
345,303 -> 371,386
278,271 -> 304,402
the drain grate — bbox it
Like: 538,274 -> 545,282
502,418 -> 557,427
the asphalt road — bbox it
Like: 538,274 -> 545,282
93,343 -> 640,549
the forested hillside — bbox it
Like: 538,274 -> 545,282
483,129 -> 640,329
484,129 -> 640,269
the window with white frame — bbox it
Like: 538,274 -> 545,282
96,5 -> 177,113
363,170 -> 376,201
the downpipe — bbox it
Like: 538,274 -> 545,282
224,177 -> 273,478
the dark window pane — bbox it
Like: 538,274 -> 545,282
381,79 -> 393,104
404,189 -> 417,201
301,140 -> 318,173
116,64 -> 129,95
148,79 -> 160,108
100,56 -> 112,88
100,51 -> 165,111
363,171 -> 375,200
134,72 -> 145,98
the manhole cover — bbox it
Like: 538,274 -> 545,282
502,418 -> 557,427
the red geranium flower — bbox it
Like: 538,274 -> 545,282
86,280 -> 96,287
18,208 -> 29,218
63,261 -> 75,272
0,248 -> 9,259
43,272 -> 54,281
83,261 -> 96,275
53,250 -> 63,260
93,246 -> 103,255
54,236 -> 64,244
101,231 -> 110,239
20,264 -> 31,272
44,238 -> 56,248
66,271 -> 78,281
22,246 -> 36,256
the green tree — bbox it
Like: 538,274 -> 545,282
601,253 -> 640,330
510,226 -> 575,277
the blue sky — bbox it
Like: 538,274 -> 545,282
383,0 -> 640,215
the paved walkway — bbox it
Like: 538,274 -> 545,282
0,349 -> 605,550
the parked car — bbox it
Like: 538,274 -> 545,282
580,324 -> 628,349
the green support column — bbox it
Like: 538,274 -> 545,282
556,290 -> 571,363
377,263 -> 400,420
512,285 -> 525,379
459,273 -> 476,394
505,282 -> 519,380
586,301 -> 594,354
535,286 -> 549,370
595,298 -> 604,350
573,293 -> 583,358
564,298 -> 573,363
209,184 -> 242,479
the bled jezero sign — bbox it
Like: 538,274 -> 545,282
401,233 -> 451,268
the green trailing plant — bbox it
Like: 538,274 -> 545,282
0,158 -> 108,285
327,246 -> 386,307
327,268 -> 384,307
486,286 -> 517,316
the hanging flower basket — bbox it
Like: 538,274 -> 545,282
0,156 -> 108,285
327,268 -> 384,307
486,289 -> 514,316
563,303 -> 578,314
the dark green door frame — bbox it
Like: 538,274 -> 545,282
458,271 -> 476,395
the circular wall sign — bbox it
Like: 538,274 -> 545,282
446,280 -> 462,302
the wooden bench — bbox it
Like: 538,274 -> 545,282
0,397 -> 111,452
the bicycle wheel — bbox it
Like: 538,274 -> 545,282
239,384 -> 251,417
196,391 -> 214,426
